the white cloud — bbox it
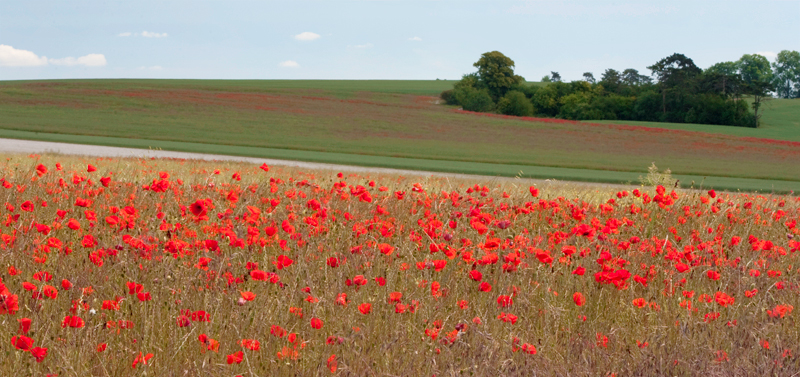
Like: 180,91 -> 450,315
294,32 -> 320,41
118,32 -> 132,37
349,43 -> 373,49
756,51 -> 778,60
49,53 -> 107,67
408,37 -> 422,41
279,60 -> 299,68
0,45 -> 48,67
141,31 -> 168,38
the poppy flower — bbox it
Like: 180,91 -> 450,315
87,164 -> 97,172
227,350 -> 244,364
707,270 -> 721,281
469,270 -> 483,281
30,347 -> 47,362
62,316 -> 85,328
176,315 -> 191,328
573,292 -> 585,306
18,318 -> 31,334
240,339 -> 260,351
36,164 -> 48,177
132,352 -> 153,368
310,317 -> 324,329
479,282 -> 492,292
358,303 -> 372,315
240,291 -> 256,301
11,335 -> 34,351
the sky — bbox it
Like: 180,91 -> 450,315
1,0 -> 799,82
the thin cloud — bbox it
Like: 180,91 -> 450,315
294,32 -> 320,41
0,44 -> 49,67
49,54 -> 107,67
408,37 -> 422,41
756,51 -> 778,60
279,60 -> 299,68
118,32 -> 132,37
141,31 -> 168,38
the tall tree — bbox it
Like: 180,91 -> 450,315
703,61 -> 740,96
550,71 -> 562,82
582,72 -> 596,84
771,50 -> 800,98
647,53 -> 702,114
621,68 -> 651,86
738,54 -> 773,86
473,51 -> 525,100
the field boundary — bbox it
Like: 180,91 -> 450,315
0,129 -> 797,193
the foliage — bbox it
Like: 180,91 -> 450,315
496,90 -> 533,116
738,54 -> 774,86
473,51 -> 525,100
771,50 -> 800,99
454,86 -> 495,112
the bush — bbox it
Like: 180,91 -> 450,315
455,87 -> 495,112
439,89 -> 458,105
496,90 -> 533,116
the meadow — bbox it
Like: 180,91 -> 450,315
0,80 -> 799,193
1,153 -> 798,376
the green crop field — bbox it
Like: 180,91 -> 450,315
0,79 -> 798,192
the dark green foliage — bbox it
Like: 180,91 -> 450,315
440,89 -> 457,105
455,87 -> 495,112
496,91 -> 533,116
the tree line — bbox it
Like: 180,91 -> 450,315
441,50 -> 800,128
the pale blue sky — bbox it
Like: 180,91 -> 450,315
1,0 -> 798,81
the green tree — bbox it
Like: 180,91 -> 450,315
496,90 -> 534,116
647,53 -> 702,115
473,51 -> 524,100
738,54 -> 773,85
771,50 -> 800,98
550,71 -> 562,82
582,72 -> 596,84
703,61 -> 741,96
621,69 -> 651,86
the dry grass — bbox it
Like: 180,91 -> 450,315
0,153 -> 798,376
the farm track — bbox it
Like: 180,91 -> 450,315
0,137 -> 637,190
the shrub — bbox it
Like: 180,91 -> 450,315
439,89 -> 458,105
496,90 -> 533,116
455,87 -> 495,112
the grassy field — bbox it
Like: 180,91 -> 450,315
1,153 -> 798,375
0,79 -> 798,192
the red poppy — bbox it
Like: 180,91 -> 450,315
132,352 -> 153,368
18,318 -> 31,334
240,339 -> 260,351
227,350 -> 244,364
30,347 -> 47,362
469,270 -> 482,281
11,335 -> 34,351
310,317 -> 324,329
358,303 -> 372,315
36,164 -> 48,177
62,315 -> 85,328
573,292 -> 585,306
87,164 -> 97,172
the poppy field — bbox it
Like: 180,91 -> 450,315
1,80 -> 799,192
1,153 -> 799,376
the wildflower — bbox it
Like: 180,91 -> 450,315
358,303 -> 372,315
310,318 -> 324,329
573,292 -> 585,306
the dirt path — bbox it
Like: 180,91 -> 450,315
0,138 -> 636,189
